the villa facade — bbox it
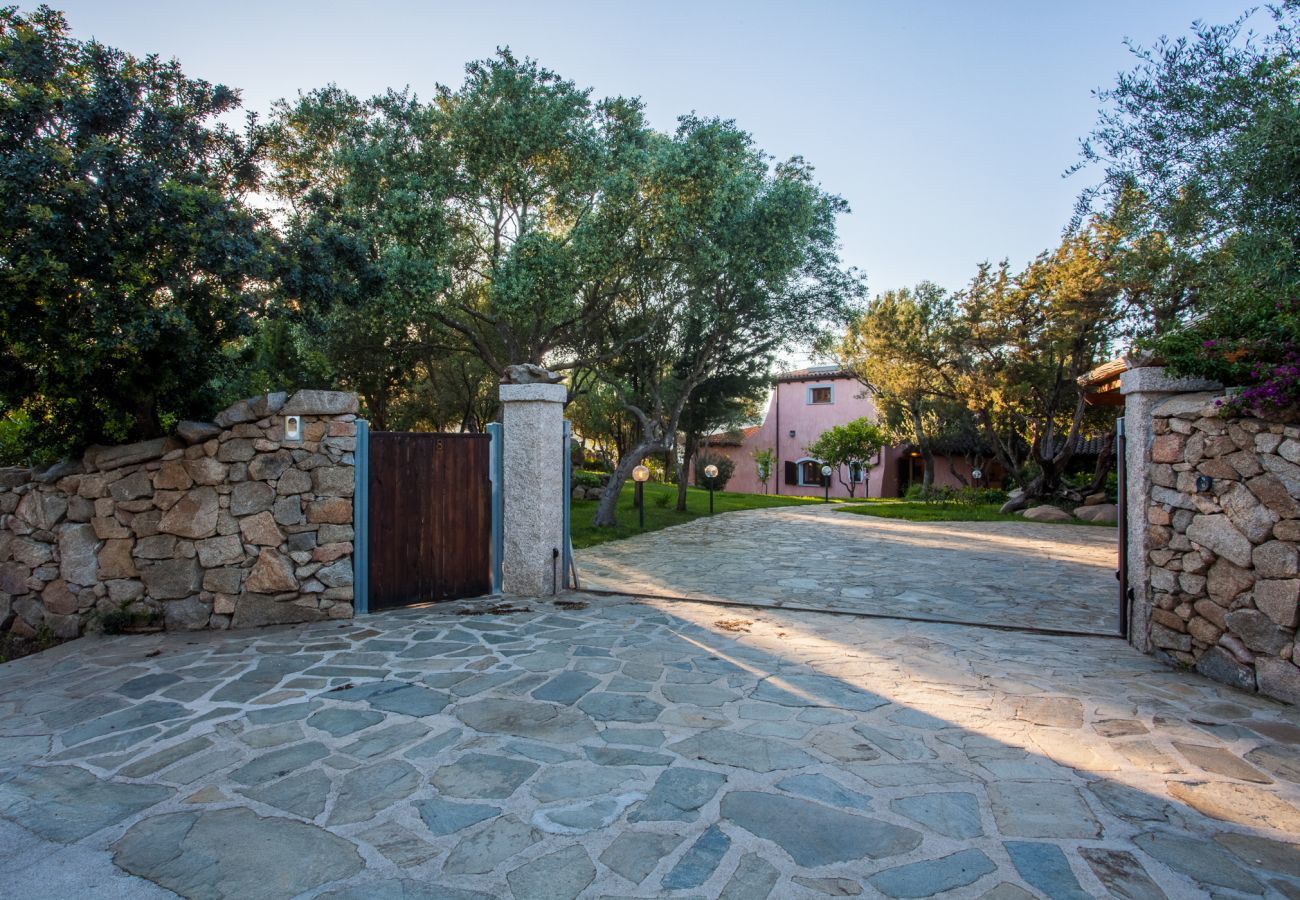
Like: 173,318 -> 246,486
704,366 -> 985,499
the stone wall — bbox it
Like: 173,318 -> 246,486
0,390 -> 358,638
1144,391 -> 1300,703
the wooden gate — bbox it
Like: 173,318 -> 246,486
366,432 -> 492,610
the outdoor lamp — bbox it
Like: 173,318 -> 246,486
632,464 -> 650,529
821,464 -> 832,503
704,464 -> 719,515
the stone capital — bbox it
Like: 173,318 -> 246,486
1120,366 -> 1222,397
499,383 -> 567,404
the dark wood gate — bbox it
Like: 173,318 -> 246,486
367,432 -> 492,610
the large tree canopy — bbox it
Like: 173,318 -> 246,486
0,6 -> 268,458
1078,2 -> 1300,406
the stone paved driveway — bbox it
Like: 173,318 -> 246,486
2,593 -> 1299,898
577,505 -> 1121,634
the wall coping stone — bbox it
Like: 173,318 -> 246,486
499,383 -> 567,404
1121,366 -> 1222,396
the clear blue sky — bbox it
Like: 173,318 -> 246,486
41,0 -> 1249,296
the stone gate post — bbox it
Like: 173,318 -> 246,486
499,380 -> 567,595
1120,366 -> 1222,650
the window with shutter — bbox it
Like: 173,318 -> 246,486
784,460 -> 798,485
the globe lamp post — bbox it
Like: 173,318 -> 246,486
821,464 -> 832,503
704,464 -> 719,514
632,464 -> 650,530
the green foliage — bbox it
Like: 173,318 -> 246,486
1079,4 -> 1300,400
0,7 -> 270,458
804,417 -> 887,497
694,452 -> 735,490
572,470 -> 605,489
904,484 -> 956,504
752,447 -> 776,492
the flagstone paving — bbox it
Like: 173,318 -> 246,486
576,504 -> 1120,634
0,592 -> 1298,898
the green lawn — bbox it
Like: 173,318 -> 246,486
569,481 -> 848,549
834,498 -> 1113,525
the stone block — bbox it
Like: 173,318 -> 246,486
42,579 -> 78,616
195,534 -> 245,568
1075,503 -> 1118,523
232,592 -> 329,628
1194,599 -> 1228,629
1187,616 -> 1222,644
1221,482 -> 1278,544
282,391 -> 358,416
1256,657 -> 1300,705
230,481 -> 274,517
1023,505 -> 1072,523
1152,433 -> 1187,463
1255,541 -> 1299,578
307,499 -> 351,524
108,471 -> 153,502
157,487 -> 219,539
1151,623 -> 1192,652
1256,580 -> 1300,629
1225,609 -> 1290,656
1262,455 -> 1300,497
272,496 -> 304,526
17,491 -> 67,531
134,534 -> 177,559
1276,521 -> 1300,542
239,511 -> 284,547
203,567 -> 244,595
311,466 -> 354,497
153,460 -> 193,491
316,559 -> 353,588
58,524 -> 99,586
245,549 -> 298,593
163,595 -> 211,631
217,439 -> 256,463
176,421 -> 221,444
141,557 -> 201,600
318,525 -> 354,543
276,468 -> 312,495
184,457 -> 229,486
1246,474 -> 1300,519
248,451 -> 293,481
130,509 -> 162,538
1186,515 -> 1254,567
84,437 -> 178,472
97,539 -> 137,579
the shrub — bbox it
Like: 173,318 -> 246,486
694,452 -> 734,491
572,470 -> 605,490
904,484 -> 956,504
955,486 -> 1008,507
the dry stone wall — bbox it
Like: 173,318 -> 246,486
1145,391 -> 1300,704
0,390 -> 358,638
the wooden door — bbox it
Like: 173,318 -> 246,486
367,432 -> 491,610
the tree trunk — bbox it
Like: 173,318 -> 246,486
677,432 -> 698,512
908,402 -> 936,490
1085,431 -> 1115,495
594,438 -> 665,527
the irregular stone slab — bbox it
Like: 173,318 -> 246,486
229,741 -> 329,785
1214,832 -> 1300,878
978,884 -> 1037,900
531,765 -> 639,803
662,824 -> 731,890
508,845 -> 596,900
113,807 -> 362,899
456,698 -> 596,743
661,684 -> 738,707
1167,780 -> 1300,831
116,673 -> 183,700
776,773 -> 873,811
283,389 -> 358,416
852,763 -> 970,787
1134,830 -> 1262,894
889,791 -> 982,838
363,683 -> 450,717
341,722 -> 428,760
505,740 -> 580,764
63,700 -> 190,746
852,724 -> 934,761
1171,741 -> 1270,783
577,692 -> 664,723
752,674 -> 887,711
119,736 -> 213,779
1244,743 -> 1300,783
669,730 -> 816,772
532,792 -> 642,834
0,765 -> 172,841
1003,841 -> 1089,900
794,876 -> 864,895
531,671 -> 599,704
359,822 -> 438,869
630,768 -> 727,822
240,770 -> 331,819
1079,848 -> 1168,900
0,734 -> 52,769
721,791 -> 922,865
719,852 -> 780,900
600,727 -> 667,747
431,752 -> 538,800
987,781 -> 1100,838
1087,780 -> 1172,822
317,879 -> 492,900
868,848 -> 997,898
442,815 -> 539,875
1015,696 -> 1084,729
328,759 -> 421,825
307,708 -> 384,737
414,798 -> 498,837
599,831 -> 684,885
585,746 -> 672,767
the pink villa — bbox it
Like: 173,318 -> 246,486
704,365 -> 988,499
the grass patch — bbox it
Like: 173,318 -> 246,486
834,498 -> 1113,525
570,481 -> 849,549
